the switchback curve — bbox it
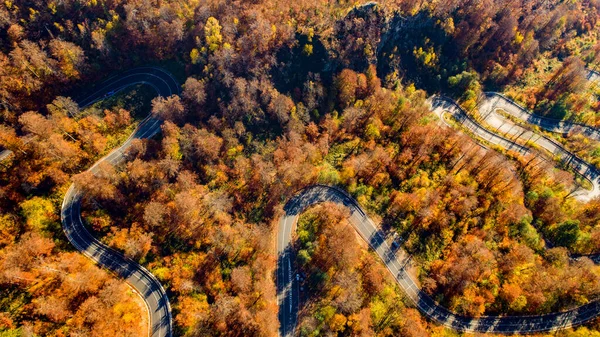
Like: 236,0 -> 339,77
430,95 -> 600,264
481,69 -> 600,140
429,96 -> 600,202
277,185 -> 600,336
60,67 -> 179,337
482,92 -> 600,141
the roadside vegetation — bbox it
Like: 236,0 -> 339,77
294,203 -> 416,336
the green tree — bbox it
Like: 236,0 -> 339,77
20,197 -> 57,232
552,220 -> 581,248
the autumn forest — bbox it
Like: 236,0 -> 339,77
1,0 -> 600,336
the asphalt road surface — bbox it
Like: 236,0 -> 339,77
430,96 -> 600,202
0,67 -> 181,162
277,70 -> 600,335
60,67 -> 179,337
478,94 -> 600,202
483,92 -> 600,141
277,185 -> 600,335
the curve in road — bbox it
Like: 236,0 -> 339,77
481,69 -> 600,141
277,185 -> 600,336
430,96 -> 600,264
429,96 -> 600,264
60,67 -> 179,337
430,96 -> 600,202
477,94 -> 600,202
279,85 -> 600,335
482,92 -> 600,141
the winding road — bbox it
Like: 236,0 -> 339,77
278,82 -> 600,334
482,91 -> 600,141
46,65 -> 599,336
430,96 -> 600,202
277,186 -> 600,335
477,94 -> 600,201
429,96 -> 600,265
60,67 -> 180,337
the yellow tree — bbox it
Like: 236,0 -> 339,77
205,17 -> 224,53
49,39 -> 85,80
